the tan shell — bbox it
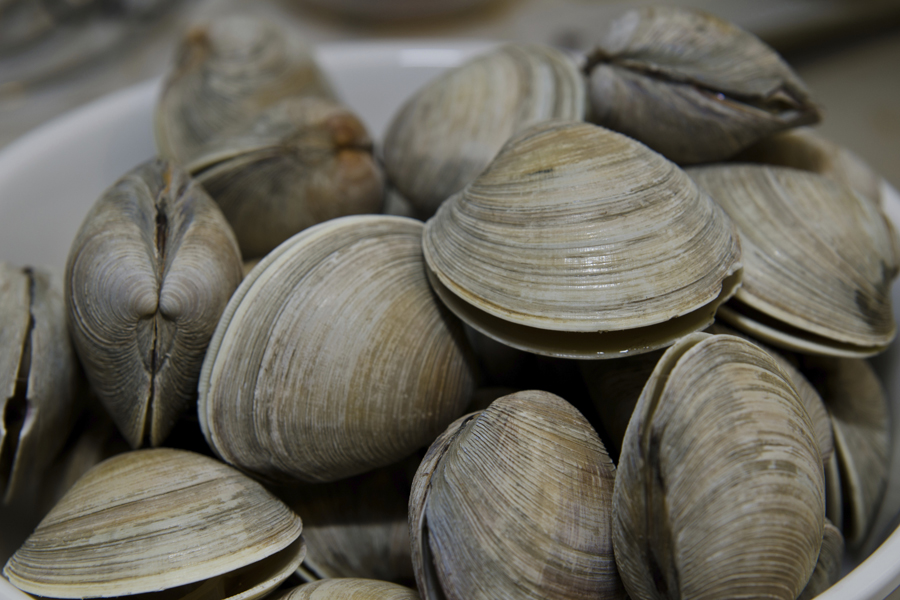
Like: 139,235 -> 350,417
188,96 -> 385,259
585,6 -> 820,164
383,43 -> 586,217
3,448 -> 304,599
613,333 -> 824,600
801,356 -> 890,549
410,390 -> 625,600
199,215 -> 477,484
65,159 -> 243,448
1,263 -> 83,503
798,520 -> 844,600
155,15 -> 334,165
689,164 -> 897,357
274,579 -> 420,600
423,120 -> 742,358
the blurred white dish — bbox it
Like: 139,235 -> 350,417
0,40 -> 898,600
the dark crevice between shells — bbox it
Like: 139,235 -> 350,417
1,268 -> 35,501
140,199 -> 169,448
583,51 -> 817,118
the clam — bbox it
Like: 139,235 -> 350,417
65,159 -> 243,448
423,120 -> 742,359
613,333 -> 825,600
3,448 -> 305,599
410,390 -> 625,600
798,520 -> 844,599
199,215 -> 477,484
273,579 -> 420,600
187,96 -> 385,259
689,164 -> 898,357
1,262 -> 83,503
383,43 -> 586,217
155,15 -> 334,165
584,6 -> 821,164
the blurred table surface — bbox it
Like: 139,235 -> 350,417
1,0 -> 899,191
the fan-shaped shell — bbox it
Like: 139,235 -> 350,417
409,390 -> 625,600
65,159 -> 243,448
3,448 -> 304,599
155,15 -> 334,164
423,120 -> 742,358
0,263 -> 82,503
274,579 -> 420,600
383,43 -> 586,217
585,6 -> 820,164
689,164 -> 897,357
613,333 -> 824,600
188,96 -> 384,259
199,215 -> 477,484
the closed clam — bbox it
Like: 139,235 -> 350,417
187,96 -> 385,259
199,215 -> 477,484
274,579 -> 419,600
613,333 -> 825,600
423,120 -> 742,358
689,164 -> 898,357
65,159 -> 243,448
584,6 -> 821,164
798,520 -> 844,599
410,390 -> 624,600
1,263 -> 82,503
383,43 -> 586,217
155,15 -> 334,165
3,448 -> 305,599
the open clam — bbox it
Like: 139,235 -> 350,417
613,333 -> 825,600
199,215 -> 477,484
423,120 -> 742,358
383,43 -> 586,217
689,164 -> 898,357
3,448 -> 305,599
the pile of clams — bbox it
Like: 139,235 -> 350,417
2,5 -> 899,600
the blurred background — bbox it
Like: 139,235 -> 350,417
1,0 -> 899,190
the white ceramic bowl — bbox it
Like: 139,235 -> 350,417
0,41 -> 899,600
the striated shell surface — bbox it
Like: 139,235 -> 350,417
3,448 -> 304,599
383,43 -> 586,217
409,390 -> 625,600
155,15 -> 334,165
613,333 -> 824,600
274,579 -> 420,600
65,159 -> 243,448
199,215 -> 477,484
690,164 -> 897,357
423,120 -> 742,358
585,6 -> 820,164
188,96 -> 384,259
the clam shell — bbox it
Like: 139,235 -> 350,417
155,15 -> 334,165
199,215 -> 477,484
798,519 -> 844,599
689,164 -> 897,357
613,333 -> 824,600
187,96 -> 385,259
0,263 -> 82,503
585,6 -> 820,164
383,43 -> 586,217
65,159 -> 243,448
274,579 -> 420,600
423,120 -> 742,358
3,448 -> 304,599
409,390 -> 625,600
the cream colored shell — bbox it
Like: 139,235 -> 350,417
3,448 -> 304,599
689,164 -> 897,357
410,390 -> 625,600
199,215 -> 477,484
275,579 -> 420,600
613,333 -> 824,600
383,43 -> 586,217
423,120 -> 742,358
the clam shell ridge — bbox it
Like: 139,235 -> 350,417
383,42 -> 586,217
409,390 -> 625,600
423,120 -> 742,358
199,215 -> 477,484
3,448 -> 303,598
613,333 -> 825,600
